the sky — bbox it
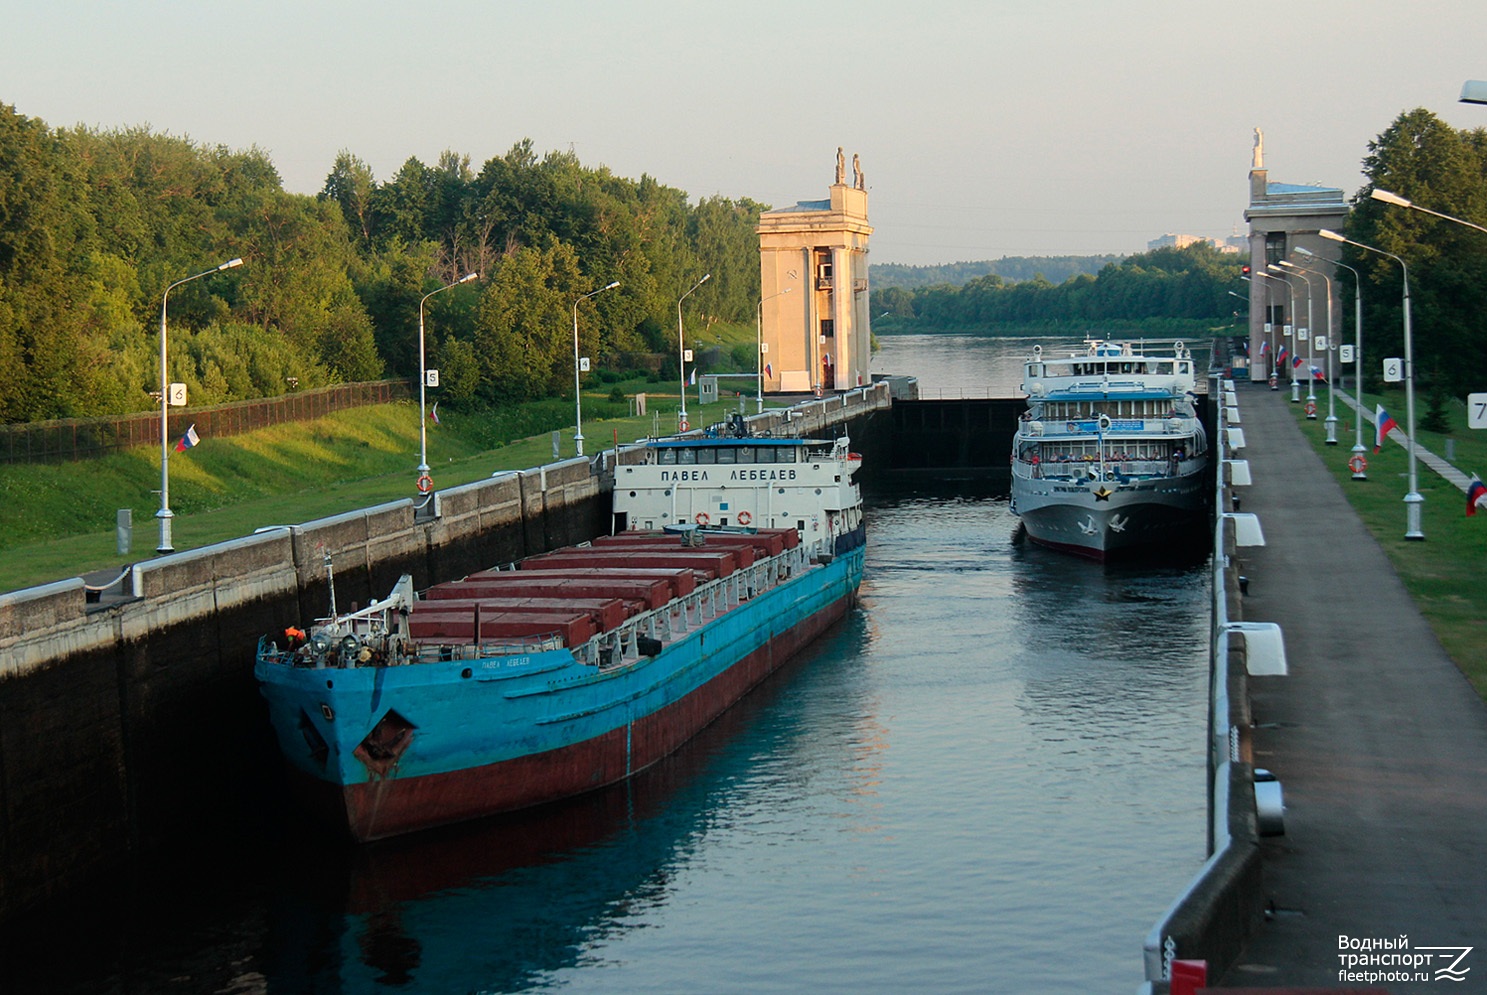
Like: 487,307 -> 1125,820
5,0 -> 1487,267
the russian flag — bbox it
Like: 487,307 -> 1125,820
1374,405 -> 1399,453
1468,477 -> 1487,517
1292,353 -> 1304,369
689,367 -> 696,387
1276,343 -> 1288,368
428,401 -> 440,425
764,362 -> 773,378
174,423 -> 200,453
1260,340 -> 1269,356
1309,365 -> 1327,383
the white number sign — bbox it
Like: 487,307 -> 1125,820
1469,392 -> 1487,429
1383,357 -> 1403,383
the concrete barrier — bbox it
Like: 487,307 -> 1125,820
1140,377 -> 1268,991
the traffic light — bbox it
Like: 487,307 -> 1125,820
1241,264 -> 1251,277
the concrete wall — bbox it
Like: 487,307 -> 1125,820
0,457 -> 605,924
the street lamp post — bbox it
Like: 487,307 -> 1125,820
1261,268 -> 1302,401
756,286 -> 792,414
1274,263 -> 1318,409
1298,245 -> 1365,469
1371,188 -> 1487,235
677,273 -> 710,431
572,280 -> 620,457
1320,228 -> 1422,539
418,272 -> 478,492
156,257 -> 243,554
1251,270 -> 1289,388
1282,259 -> 1336,441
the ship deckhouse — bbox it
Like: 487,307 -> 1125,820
613,437 -> 861,541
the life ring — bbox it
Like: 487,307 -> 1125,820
416,474 -> 434,494
694,512 -> 709,525
736,511 -> 752,526
1304,401 -> 1317,417
1348,453 -> 1368,474
679,419 -> 690,432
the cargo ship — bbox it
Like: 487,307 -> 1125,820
1009,339 -> 1208,559
255,434 -> 865,841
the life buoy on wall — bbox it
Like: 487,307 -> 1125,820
736,511 -> 752,526
1348,453 -> 1368,474
679,419 -> 690,432
694,512 -> 709,525
1304,400 -> 1317,417
416,474 -> 434,494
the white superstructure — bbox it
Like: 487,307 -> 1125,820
1010,340 -> 1209,558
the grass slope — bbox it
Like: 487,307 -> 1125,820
0,378 -> 772,593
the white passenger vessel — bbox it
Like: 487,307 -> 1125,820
1010,340 -> 1208,559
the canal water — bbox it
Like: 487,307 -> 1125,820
8,335 -> 1211,994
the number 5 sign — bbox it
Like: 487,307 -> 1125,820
1470,392 -> 1487,429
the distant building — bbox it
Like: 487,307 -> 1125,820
1242,128 -> 1348,384
1147,232 -> 1242,254
756,149 -> 873,394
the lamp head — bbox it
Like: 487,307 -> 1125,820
1319,229 -> 1345,243
604,280 -> 620,290
458,272 -> 478,284
1370,188 -> 1412,208
1294,246 -> 1315,258
220,258 -> 244,270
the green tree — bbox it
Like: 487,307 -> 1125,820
1346,107 -> 1487,397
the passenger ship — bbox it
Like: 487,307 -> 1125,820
1009,340 -> 1208,559
255,434 -> 864,841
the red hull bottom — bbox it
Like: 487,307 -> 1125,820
289,591 -> 853,841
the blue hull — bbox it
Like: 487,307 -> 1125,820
257,539 -> 864,840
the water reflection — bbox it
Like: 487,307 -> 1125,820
258,624 -> 867,994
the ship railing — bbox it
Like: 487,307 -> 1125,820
1015,456 -> 1201,481
584,541 -> 812,671
408,635 -> 565,664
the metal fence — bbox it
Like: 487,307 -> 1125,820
0,380 -> 413,465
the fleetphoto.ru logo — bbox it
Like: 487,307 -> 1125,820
1338,934 -> 1473,984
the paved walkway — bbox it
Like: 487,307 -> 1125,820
1329,384 -> 1477,492
1217,383 -> 1487,992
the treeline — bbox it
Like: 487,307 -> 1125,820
0,105 -> 763,424
871,244 -> 1245,332
871,255 -> 1123,290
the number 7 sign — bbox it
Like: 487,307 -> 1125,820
1470,392 -> 1487,429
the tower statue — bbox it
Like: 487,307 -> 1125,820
1252,128 -> 1265,170
853,153 -> 864,190
836,147 -> 846,185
